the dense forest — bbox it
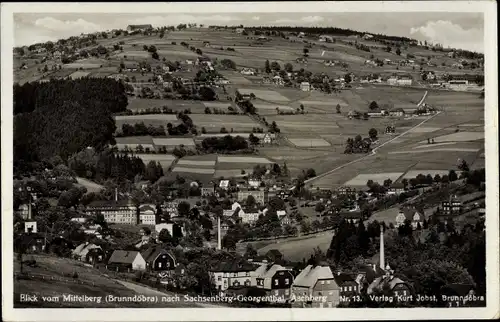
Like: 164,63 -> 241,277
13,79 -> 128,172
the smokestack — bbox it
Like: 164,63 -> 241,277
379,224 -> 385,270
115,188 -> 118,202
217,216 -> 222,250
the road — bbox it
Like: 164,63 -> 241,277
302,111 -> 443,187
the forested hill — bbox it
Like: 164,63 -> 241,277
13,79 -> 128,167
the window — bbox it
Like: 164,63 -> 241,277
275,290 -> 279,295
275,279 -> 279,286
321,281 -> 325,285
348,286 -> 352,292
326,280 -> 330,284
218,276 -> 222,281
285,278 -> 289,285
158,262 -> 162,268
285,289 -> 289,295
246,272 -> 250,277
329,291 -> 333,295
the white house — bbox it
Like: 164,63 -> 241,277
241,68 -> 255,76
395,208 -> 424,229
139,204 -> 157,225
210,260 -> 259,293
300,82 -> 311,92
236,28 -> 246,34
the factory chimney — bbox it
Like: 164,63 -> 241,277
217,216 -> 222,250
379,224 -> 385,270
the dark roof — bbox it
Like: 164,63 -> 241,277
87,200 -> 133,208
399,207 -> 424,221
334,273 -> 356,285
266,249 -> 283,257
140,246 -> 175,264
210,260 -> 258,272
108,250 -> 141,264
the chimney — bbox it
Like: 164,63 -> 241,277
217,216 -> 222,250
115,188 -> 118,202
379,224 -> 385,270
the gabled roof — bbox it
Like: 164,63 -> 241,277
140,246 -> 175,264
261,264 -> 289,279
293,265 -> 333,288
210,260 -> 259,272
399,208 -> 423,221
266,249 -> 283,258
108,250 -> 141,264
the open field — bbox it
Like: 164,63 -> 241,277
237,88 -> 290,102
256,230 -> 335,262
218,72 -> 253,84
389,148 -> 480,154
423,131 -> 484,143
300,99 -> 348,107
189,114 -> 260,132
214,169 -> 252,178
114,114 -> 178,127
177,159 -> 216,167
288,137 -> 331,147
217,156 -> 272,164
115,136 -> 154,145
253,104 -> 294,114
126,98 -> 207,114
133,153 -> 176,168
344,172 -> 405,186
68,71 -> 90,79
172,167 -> 215,174
406,126 -> 442,133
152,137 -> 196,147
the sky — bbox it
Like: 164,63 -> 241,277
14,12 -> 484,52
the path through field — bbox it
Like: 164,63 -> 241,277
302,111 -> 443,187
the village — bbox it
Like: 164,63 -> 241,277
12,21 -> 487,309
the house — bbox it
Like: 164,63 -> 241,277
337,186 -> 356,196
72,243 -> 105,264
15,233 -> 45,254
387,76 -> 398,86
235,28 -> 246,34
441,284 -> 484,307
106,250 -> 147,272
388,182 -> 405,194
397,77 -> 413,86
85,200 -> 137,225
339,211 -> 363,225
139,204 -> 156,225
447,52 -> 455,58
239,208 -> 260,225
300,82 -> 311,92
395,207 -> 424,229
441,197 -> 462,215
237,189 -> 267,204
201,186 -> 215,196
141,246 -> 177,273
265,249 -> 284,263
291,264 -> 338,308
185,59 -> 194,65
255,264 -> 294,301
219,180 -> 230,190
24,221 -> 37,234
273,75 -> 284,86
363,33 -> 374,40
367,270 -> 412,302
17,204 -> 30,219
298,32 -> 305,38
210,260 -> 259,293
124,63 -> 139,72
53,50 -> 62,58
154,222 -> 185,240
319,35 -> 334,43
203,41 -> 211,47
240,68 -> 255,76
333,272 -> 359,296
262,133 -> 276,145
127,24 -> 153,32
247,179 -> 262,189
389,108 -> 405,117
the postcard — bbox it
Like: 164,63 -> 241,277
1,1 -> 498,321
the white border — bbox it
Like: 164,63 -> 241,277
1,2 -> 498,321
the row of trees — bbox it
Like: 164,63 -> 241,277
201,135 -> 249,152
118,123 -> 166,137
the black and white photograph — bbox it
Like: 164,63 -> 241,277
2,1 -> 498,321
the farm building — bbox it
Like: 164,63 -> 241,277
363,33 -> 374,40
319,35 -> 334,43
254,264 -> 294,301
300,82 -> 311,92
237,189 -> 267,205
395,207 -> 424,229
141,246 -> 177,273
209,259 -> 259,293
107,250 -> 147,272
241,68 -> 255,76
235,28 -> 246,34
127,24 -> 153,32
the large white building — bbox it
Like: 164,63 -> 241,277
86,200 -> 137,225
